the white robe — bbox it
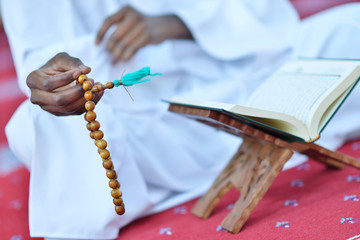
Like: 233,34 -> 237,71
2,0 -> 360,239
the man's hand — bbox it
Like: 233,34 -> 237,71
27,52 -> 103,116
96,6 -> 192,63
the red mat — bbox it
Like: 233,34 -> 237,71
291,0 -> 360,18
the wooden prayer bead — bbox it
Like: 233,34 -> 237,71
100,149 -> 110,159
84,114 -> 90,122
109,179 -> 120,189
91,85 -> 99,93
84,91 -> 94,100
90,121 -> 100,131
85,101 -> 95,111
113,197 -> 123,206
111,189 -> 122,198
96,139 -> 107,149
93,130 -> 104,140
82,80 -> 93,91
85,111 -> 96,122
90,131 -> 95,139
86,122 -> 92,131
115,204 -> 125,215
105,82 -> 114,89
78,74 -> 88,84
97,84 -> 103,91
103,159 -> 113,169
106,169 -> 117,179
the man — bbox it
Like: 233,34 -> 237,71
2,0 -> 360,239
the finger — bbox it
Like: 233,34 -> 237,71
40,86 -> 104,116
41,53 -> 91,81
27,70 -> 78,92
72,65 -> 91,79
30,84 -> 83,107
107,14 -> 139,52
63,96 -> 87,115
112,22 -> 146,63
93,89 -> 104,105
40,98 -> 86,116
112,43 -> 125,63
96,8 -> 127,45
52,53 -> 91,73
88,78 -> 95,85
113,23 -> 145,63
120,25 -> 149,61
41,89 -> 104,116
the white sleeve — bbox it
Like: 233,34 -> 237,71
170,0 -> 300,60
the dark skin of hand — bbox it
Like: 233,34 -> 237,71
27,52 -> 103,116
28,6 -> 192,116
96,5 -> 193,63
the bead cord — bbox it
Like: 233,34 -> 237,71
80,74 -> 125,216
78,67 -> 161,216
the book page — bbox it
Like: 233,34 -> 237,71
169,96 -> 236,110
246,60 -> 358,127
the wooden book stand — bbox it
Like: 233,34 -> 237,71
168,104 -> 360,234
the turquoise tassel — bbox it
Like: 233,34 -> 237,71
113,67 -> 161,87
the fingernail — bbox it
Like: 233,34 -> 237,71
79,65 -> 89,70
73,71 -> 81,79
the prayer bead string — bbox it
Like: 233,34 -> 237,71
76,67 -> 161,216
78,74 -> 125,215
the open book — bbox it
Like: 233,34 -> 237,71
169,59 -> 360,142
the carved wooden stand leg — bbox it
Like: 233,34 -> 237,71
191,137 -> 293,234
